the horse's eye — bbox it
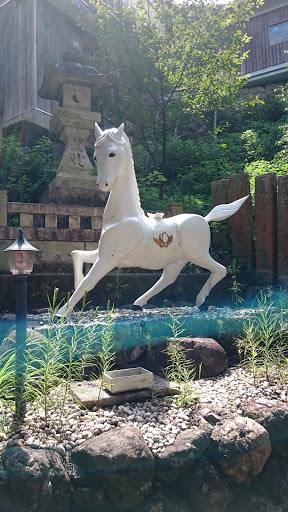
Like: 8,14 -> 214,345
109,152 -> 116,157
93,155 -> 97,162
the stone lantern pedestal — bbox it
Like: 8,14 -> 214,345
38,44 -> 111,206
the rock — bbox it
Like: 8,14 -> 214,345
179,457 -> 233,512
245,494 -> 277,512
71,375 -> 178,408
156,427 -> 210,483
70,426 -> 154,509
0,462 -> 10,512
133,489 -> 192,512
170,337 -> 228,378
1,446 -> 71,512
253,453 -> 288,509
0,328 -> 49,359
144,336 -> 228,378
211,417 -> 271,484
242,403 -> 288,457
201,407 -> 221,425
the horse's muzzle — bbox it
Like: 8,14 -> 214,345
97,182 -> 112,192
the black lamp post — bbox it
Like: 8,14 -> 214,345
4,229 -> 39,417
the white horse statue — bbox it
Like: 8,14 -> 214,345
57,123 -> 248,316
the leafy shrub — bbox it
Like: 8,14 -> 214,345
0,135 -> 54,203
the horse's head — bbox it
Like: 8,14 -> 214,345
93,123 -> 130,192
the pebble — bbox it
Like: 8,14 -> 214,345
0,366 -> 286,457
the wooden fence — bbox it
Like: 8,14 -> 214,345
211,172 -> 288,284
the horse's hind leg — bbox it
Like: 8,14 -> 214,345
195,254 -> 227,307
133,260 -> 186,308
72,249 -> 98,289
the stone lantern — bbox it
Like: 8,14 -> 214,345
38,41 -> 111,206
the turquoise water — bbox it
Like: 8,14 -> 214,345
35,307 -> 266,354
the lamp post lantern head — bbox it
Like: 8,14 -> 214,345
4,228 -> 39,275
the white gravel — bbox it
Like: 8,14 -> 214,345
0,367 -> 287,457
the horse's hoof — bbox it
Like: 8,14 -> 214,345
132,304 -> 143,311
198,303 -> 209,312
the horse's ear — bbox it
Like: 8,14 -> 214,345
115,123 -> 124,140
95,123 -> 103,140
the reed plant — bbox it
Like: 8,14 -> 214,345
165,316 -> 198,407
228,258 -> 244,307
23,289 -> 97,423
235,294 -> 288,384
0,289 -> 114,426
92,301 -> 116,400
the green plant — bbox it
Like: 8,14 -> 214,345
93,302 -> 116,401
235,295 -> 288,384
106,269 -> 129,304
228,258 -> 244,307
23,289 -> 98,424
216,318 -> 225,342
0,135 -> 54,203
164,316 -> 198,407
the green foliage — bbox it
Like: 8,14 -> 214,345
164,316 -> 198,407
0,289 -> 116,426
228,259 -> 244,307
0,135 -> 54,202
106,269 -> 129,305
235,294 -> 288,384
94,302 -> 116,398
81,0 -> 262,197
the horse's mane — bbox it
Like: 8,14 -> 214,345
94,128 -> 130,148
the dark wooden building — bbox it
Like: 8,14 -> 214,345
1,0 -> 288,142
0,0 -> 97,143
242,0 -> 288,86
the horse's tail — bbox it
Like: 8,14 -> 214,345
205,195 -> 249,223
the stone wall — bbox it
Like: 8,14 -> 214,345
0,189 -> 103,272
0,271 -> 237,314
240,82 -> 285,101
0,191 -> 178,274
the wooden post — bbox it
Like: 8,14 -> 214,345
0,190 -> 7,227
255,173 -> 277,283
211,179 -> 232,264
228,173 -> 253,268
277,175 -> 288,282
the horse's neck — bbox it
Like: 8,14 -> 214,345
103,159 -> 144,225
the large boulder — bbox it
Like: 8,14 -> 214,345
167,337 -> 228,378
1,446 -> 71,512
253,452 -> 288,509
0,328 -> 49,358
145,337 -> 228,378
156,426 -> 210,484
211,417 -> 271,484
133,489 -> 192,512
242,403 -> 288,457
179,458 -> 233,512
70,426 -> 154,510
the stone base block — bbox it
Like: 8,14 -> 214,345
40,185 -> 108,207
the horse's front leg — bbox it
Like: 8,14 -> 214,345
57,257 -> 116,316
57,219 -> 145,316
72,248 -> 98,289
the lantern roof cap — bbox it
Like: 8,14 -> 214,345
4,229 -> 39,253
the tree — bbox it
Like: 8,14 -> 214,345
82,0 -> 263,197
0,136 -> 54,203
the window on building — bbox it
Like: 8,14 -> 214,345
269,21 -> 288,45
